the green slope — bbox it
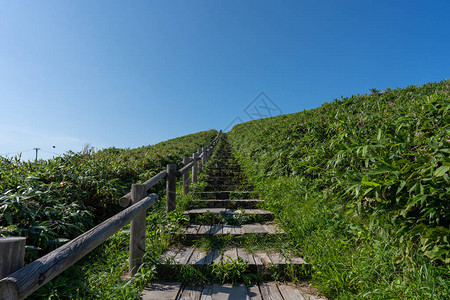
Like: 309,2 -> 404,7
0,130 -> 217,261
228,80 -> 449,299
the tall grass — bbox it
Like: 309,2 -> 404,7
229,80 -> 450,298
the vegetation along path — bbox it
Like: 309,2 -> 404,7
141,134 -> 326,299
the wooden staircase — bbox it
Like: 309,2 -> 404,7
141,135 -> 325,299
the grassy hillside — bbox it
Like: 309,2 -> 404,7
0,130 -> 217,262
228,80 -> 449,298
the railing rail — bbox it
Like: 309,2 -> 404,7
0,130 -> 221,299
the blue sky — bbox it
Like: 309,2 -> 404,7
1,1 -> 449,160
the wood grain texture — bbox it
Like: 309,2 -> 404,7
120,170 -> 167,207
129,184 -> 147,275
166,164 -> 177,213
0,237 -> 26,280
141,282 -> 182,300
182,157 -> 191,195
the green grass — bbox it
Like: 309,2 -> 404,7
228,79 -> 450,299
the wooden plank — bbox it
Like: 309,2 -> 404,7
197,225 -> 212,235
277,283 -> 306,300
0,237 -> 26,279
267,252 -> 288,267
182,157 -> 191,195
207,225 -> 223,235
262,224 -> 284,234
233,226 -> 243,235
222,248 -> 238,263
242,224 -> 267,234
204,249 -> 220,265
253,251 -> 272,273
0,194 -> 159,299
200,285 -> 213,300
166,164 -> 177,213
179,285 -> 203,300
158,248 -> 180,263
259,282 -> 283,300
221,225 -> 236,235
130,184 -> 147,275
236,248 -> 255,265
212,283 -> 247,300
120,170 -> 166,207
174,247 -> 195,265
287,255 -> 308,265
189,249 -> 209,266
141,282 -> 182,300
247,283 -> 263,300
185,225 -> 201,235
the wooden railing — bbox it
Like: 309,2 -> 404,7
0,131 -> 221,300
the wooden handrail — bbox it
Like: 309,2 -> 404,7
119,170 -> 168,207
0,194 -> 158,300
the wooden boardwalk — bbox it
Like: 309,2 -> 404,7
142,282 -> 326,300
142,134 -> 325,299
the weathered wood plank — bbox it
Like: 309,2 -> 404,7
119,171 -> 166,207
0,237 -> 25,280
179,285 -> 203,300
174,247 -> 195,265
185,225 -> 201,235
129,184 -> 147,276
207,225 -> 222,235
212,283 -> 247,300
253,251 -> 273,273
259,282 -> 283,300
182,157 -> 191,195
197,225 -> 212,235
242,224 -> 267,234
189,249 -> 209,266
200,285 -> 213,300
236,248 -> 255,265
267,252 -> 287,267
141,282 -> 182,300
247,283 -> 263,300
205,250 -> 220,265
222,248 -> 238,263
166,164 -> 177,213
277,283 -> 306,300
262,224 -> 284,234
158,248 -> 179,263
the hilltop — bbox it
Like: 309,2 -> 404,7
228,79 -> 449,298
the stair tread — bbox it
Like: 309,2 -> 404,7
142,281 -> 326,300
183,208 -> 273,215
158,247 -> 307,267
182,224 -> 284,236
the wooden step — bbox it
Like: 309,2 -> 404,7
181,223 -> 285,238
141,281 -> 327,300
183,208 -> 274,222
192,191 -> 254,199
191,199 -> 264,209
158,247 -> 307,272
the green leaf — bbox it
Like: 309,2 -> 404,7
434,166 -> 449,177
361,180 -> 381,187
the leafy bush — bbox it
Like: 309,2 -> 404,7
229,80 -> 449,298
0,130 -> 217,261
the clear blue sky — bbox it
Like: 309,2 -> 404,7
1,1 -> 449,160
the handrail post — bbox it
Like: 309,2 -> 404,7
129,184 -> 147,276
202,146 -> 207,165
166,164 -> 177,213
192,152 -> 198,183
0,237 -> 26,281
197,149 -> 202,173
182,157 -> 190,195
